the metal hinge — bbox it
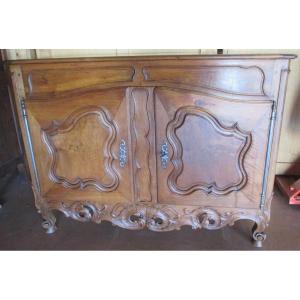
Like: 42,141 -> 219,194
20,97 -> 41,193
20,98 -> 27,118
259,101 -> 277,210
260,193 -> 266,210
270,101 -> 277,121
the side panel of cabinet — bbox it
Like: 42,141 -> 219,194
25,88 -> 133,204
155,87 -> 273,209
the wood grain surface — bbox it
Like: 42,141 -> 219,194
9,54 -> 294,245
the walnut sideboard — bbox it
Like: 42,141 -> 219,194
9,54 -> 295,247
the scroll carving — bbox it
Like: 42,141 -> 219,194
111,203 -> 147,229
167,106 -> 252,196
42,106 -> 119,192
56,200 -> 268,233
252,209 -> 269,247
60,201 -> 106,223
130,88 -> 152,202
32,186 -> 57,234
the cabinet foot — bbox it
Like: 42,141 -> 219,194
33,189 -> 57,234
41,210 -> 57,234
252,223 -> 266,248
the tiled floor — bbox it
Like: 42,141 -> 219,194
1,174 -> 300,250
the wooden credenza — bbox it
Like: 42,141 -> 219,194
9,55 -> 295,247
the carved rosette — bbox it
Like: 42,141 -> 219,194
42,106 -> 119,192
167,106 -> 252,196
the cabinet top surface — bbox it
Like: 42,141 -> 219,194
8,54 -> 297,65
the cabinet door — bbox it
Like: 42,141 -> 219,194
26,88 -> 132,204
155,87 -> 273,209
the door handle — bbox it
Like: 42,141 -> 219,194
119,139 -> 127,167
160,141 -> 169,169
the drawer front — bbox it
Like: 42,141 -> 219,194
23,65 -> 135,98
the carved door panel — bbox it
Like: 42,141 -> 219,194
155,87 -> 273,209
26,88 -> 132,204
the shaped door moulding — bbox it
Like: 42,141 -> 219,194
42,106 -> 119,192
166,106 -> 252,196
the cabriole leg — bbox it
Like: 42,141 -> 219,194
252,222 -> 266,248
41,209 -> 57,234
34,191 -> 57,234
